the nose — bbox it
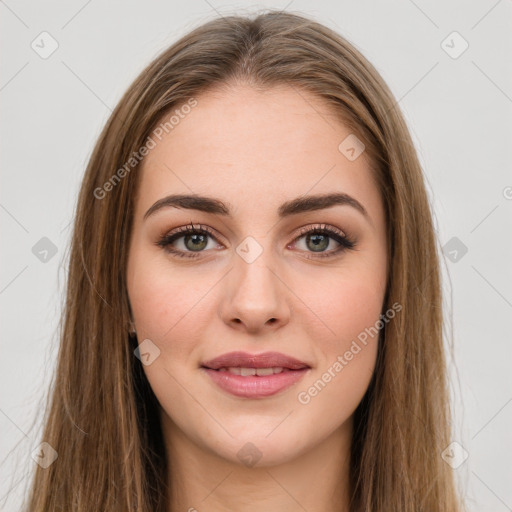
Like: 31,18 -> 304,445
219,249 -> 291,334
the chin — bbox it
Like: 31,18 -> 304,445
214,434 -> 307,468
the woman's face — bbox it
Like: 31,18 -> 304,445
127,84 -> 388,466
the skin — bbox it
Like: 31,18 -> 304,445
126,84 -> 388,512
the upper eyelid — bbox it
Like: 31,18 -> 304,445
295,224 -> 348,239
166,223 -> 225,243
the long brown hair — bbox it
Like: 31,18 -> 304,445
21,10 -> 464,511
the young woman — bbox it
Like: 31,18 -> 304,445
23,10 -> 465,512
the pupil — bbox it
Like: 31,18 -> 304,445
308,234 -> 328,252
185,233 -> 207,251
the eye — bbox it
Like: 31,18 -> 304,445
156,222 -> 356,260
156,223 -> 221,258
290,224 -> 356,259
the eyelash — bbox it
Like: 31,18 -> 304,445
156,222 -> 356,260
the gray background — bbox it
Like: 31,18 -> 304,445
1,1 -> 511,511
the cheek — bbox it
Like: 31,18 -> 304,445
295,263 -> 386,352
127,252 -> 212,343
325,279 -> 385,346
127,256 -> 212,405
291,267 -> 385,411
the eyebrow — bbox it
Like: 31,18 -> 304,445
143,192 -> 370,222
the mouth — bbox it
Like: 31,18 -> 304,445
210,366 -> 296,376
200,351 -> 311,399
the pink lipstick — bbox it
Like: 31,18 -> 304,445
201,351 -> 311,399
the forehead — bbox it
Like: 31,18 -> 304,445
137,84 -> 380,220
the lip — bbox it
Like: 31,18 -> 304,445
201,351 -> 311,399
201,351 -> 310,371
